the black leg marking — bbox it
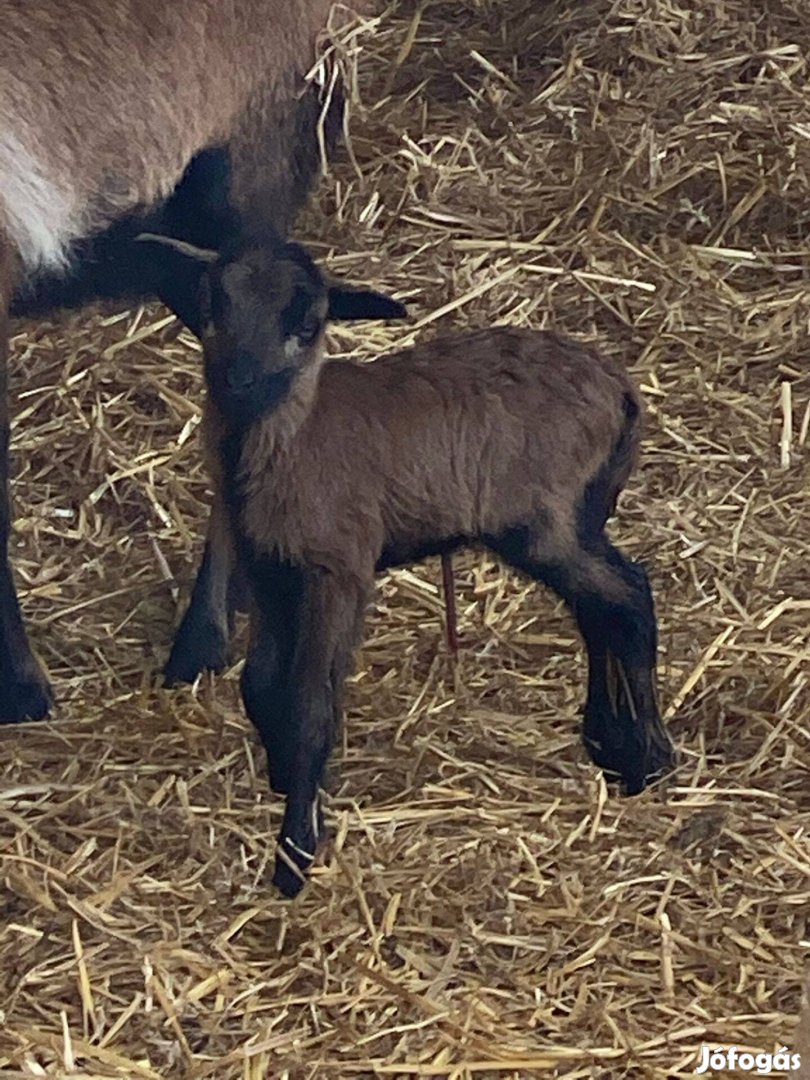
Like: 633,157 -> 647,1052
240,563 -> 302,797
0,252 -> 52,723
0,560 -> 53,722
487,528 -> 675,794
164,501 -> 234,687
252,568 -> 368,898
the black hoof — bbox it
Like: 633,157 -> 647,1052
583,726 -> 676,796
272,836 -> 316,898
271,795 -> 324,897
163,618 -> 228,688
0,674 -> 53,724
641,736 -> 678,790
583,732 -> 634,789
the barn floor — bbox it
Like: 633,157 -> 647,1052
1,1 -> 809,1077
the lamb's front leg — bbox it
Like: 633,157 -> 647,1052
240,560 -> 302,796
271,570 -> 368,898
164,495 -> 236,686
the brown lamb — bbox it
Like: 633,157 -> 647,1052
140,232 -> 678,897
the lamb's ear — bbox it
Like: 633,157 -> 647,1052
135,233 -> 218,339
327,283 -> 408,321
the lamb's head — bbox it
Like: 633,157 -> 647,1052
137,233 -> 407,426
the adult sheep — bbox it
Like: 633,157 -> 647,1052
0,0 -> 371,722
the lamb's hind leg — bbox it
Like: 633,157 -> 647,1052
572,547 -> 675,793
488,528 -> 675,794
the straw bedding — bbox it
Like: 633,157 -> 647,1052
1,0 -> 808,1076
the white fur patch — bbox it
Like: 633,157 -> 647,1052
284,335 -> 303,360
0,132 -> 82,271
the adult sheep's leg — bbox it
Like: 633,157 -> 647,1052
269,570 -> 368,899
488,528 -> 675,794
0,243 -> 52,722
9,147 -> 244,693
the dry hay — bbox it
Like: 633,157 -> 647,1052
1,0 -> 809,1076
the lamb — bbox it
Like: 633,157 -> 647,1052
140,232 -> 678,898
0,0 -> 373,723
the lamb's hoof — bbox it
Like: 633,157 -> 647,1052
583,728 -> 676,796
163,618 -> 228,687
272,836 -> 316,899
582,732 -> 632,788
0,672 -> 53,724
643,731 -> 678,785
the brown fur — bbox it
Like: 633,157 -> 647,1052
0,0 -> 368,259
236,328 -> 641,587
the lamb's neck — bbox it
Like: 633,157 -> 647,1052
236,365 -> 320,489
